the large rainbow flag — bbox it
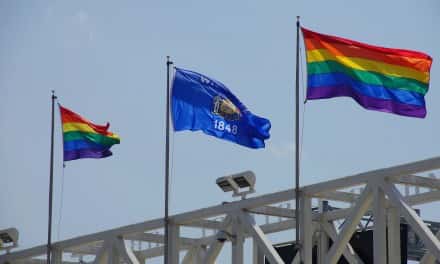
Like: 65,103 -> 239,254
302,27 -> 432,118
59,105 -> 120,161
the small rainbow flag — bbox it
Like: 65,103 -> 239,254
59,105 -> 120,161
302,27 -> 432,118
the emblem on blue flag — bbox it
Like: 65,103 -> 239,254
171,67 -> 271,149
212,96 -> 241,121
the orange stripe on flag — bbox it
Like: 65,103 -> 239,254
303,37 -> 431,73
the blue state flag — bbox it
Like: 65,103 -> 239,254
172,67 -> 271,149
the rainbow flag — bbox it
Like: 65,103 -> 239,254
302,27 -> 432,118
59,105 -> 120,161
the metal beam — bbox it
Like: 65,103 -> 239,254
202,240 -> 224,264
52,247 -> 62,263
321,222 -> 364,264
238,211 -> 284,264
419,230 -> 440,264
136,246 -> 167,259
137,237 -> 225,260
0,219 -> 164,262
167,224 -> 180,264
325,185 -> 374,264
291,253 -> 300,264
318,228 -> 328,264
300,195 -> 313,263
387,207 -> 401,264
404,190 -> 440,206
303,156 -> 440,195
182,219 -> 225,230
125,232 -> 197,246
232,218 -> 244,264
181,246 -> 198,264
65,241 -> 104,255
253,238 -> 264,264
394,174 -> 440,190
92,240 -> 112,264
373,186 -> 387,264
109,242 -> 119,264
260,219 -> 296,234
248,206 -> 295,218
382,182 -> 440,260
15,260 -> 79,264
173,189 -> 295,225
313,191 -> 359,204
113,237 -> 140,264
318,189 -> 440,223
202,215 -> 232,264
61,219 -> 164,252
195,246 -> 208,264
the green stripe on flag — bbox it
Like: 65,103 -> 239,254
307,60 -> 428,95
63,131 -> 120,146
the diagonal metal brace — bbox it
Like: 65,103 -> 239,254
237,211 -> 284,264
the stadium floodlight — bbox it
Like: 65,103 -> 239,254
0,228 -> 19,251
216,171 -> 256,199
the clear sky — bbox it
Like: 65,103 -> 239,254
1,0 -> 439,262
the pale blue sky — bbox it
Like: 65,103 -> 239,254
1,0 -> 439,262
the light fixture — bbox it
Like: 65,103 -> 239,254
0,228 -> 19,251
216,171 -> 256,199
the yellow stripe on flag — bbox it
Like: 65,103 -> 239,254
306,49 -> 430,84
62,123 -> 119,140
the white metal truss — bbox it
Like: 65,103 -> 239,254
1,156 -> 440,263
